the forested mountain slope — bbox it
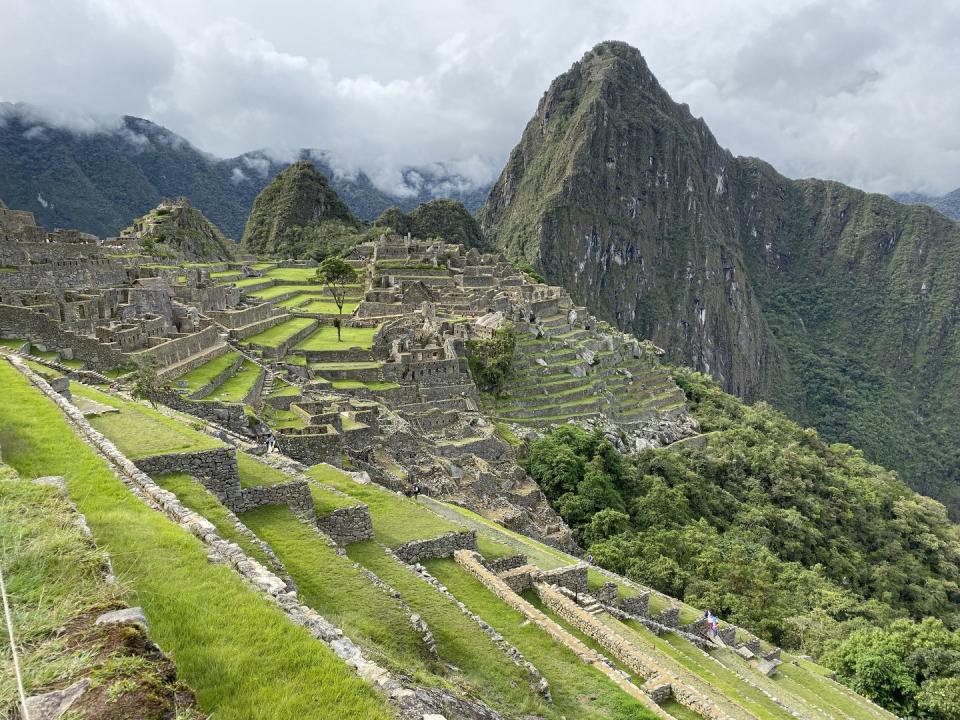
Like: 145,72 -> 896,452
481,41 -> 960,514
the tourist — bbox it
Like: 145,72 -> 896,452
412,482 -> 420,499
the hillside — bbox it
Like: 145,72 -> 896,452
240,161 -> 366,258
0,103 -> 491,238
375,198 -> 489,250
480,41 -> 960,515
894,187 -> 960,221
122,197 -> 234,260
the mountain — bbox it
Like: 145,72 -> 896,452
123,197 -> 234,261
481,41 -> 960,514
894,188 -> 960,221
375,199 -> 489,250
241,160 -> 358,257
0,103 -> 491,239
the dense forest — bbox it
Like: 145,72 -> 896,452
525,369 -> 960,717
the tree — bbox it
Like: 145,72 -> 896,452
466,327 -> 517,395
316,257 -> 358,342
131,356 -> 162,408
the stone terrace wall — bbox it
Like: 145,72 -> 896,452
0,304 -> 125,371
540,564 -> 589,594
489,554 -> 528,573
134,447 -> 240,503
453,550 -> 673,719
128,325 -> 221,368
152,390 -> 250,435
233,480 -> 315,519
207,302 -> 277,329
393,530 -> 477,564
316,505 -> 374,545
0,259 -> 127,291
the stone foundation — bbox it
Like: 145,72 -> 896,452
393,530 -> 477,564
316,505 -> 374,545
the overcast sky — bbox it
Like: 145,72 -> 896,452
1,0 -> 959,196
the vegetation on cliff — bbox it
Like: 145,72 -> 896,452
241,161 -> 359,257
525,370 -> 960,716
125,198 -> 234,261
481,40 -> 960,516
376,198 -> 489,250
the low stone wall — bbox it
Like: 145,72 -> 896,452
316,505 -> 374,545
233,480 -> 315,519
621,592 -> 650,618
489,554 -> 528,573
151,390 -> 251,436
393,530 -> 477,564
243,366 -> 267,406
650,607 -> 679,628
134,447 -> 241,504
275,429 -> 341,466
207,302 -> 277,330
128,325 -> 222,369
229,314 -> 290,341
540,563 -> 589,595
453,550 -> 672,719
251,319 -> 318,359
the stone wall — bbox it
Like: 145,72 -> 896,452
0,304 -> 125,371
316,505 -> 374,545
452,550 -> 673,719
275,429 -> 341,466
152,390 -> 251,435
488,554 -> 528,573
134,447 -> 241,503
393,530 -> 477,564
127,325 -> 221,368
207,302 -> 278,329
0,259 -> 127,291
539,563 -> 589,595
233,480 -> 315,519
621,592 -> 650,618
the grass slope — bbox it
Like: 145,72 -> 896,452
0,362 -> 391,720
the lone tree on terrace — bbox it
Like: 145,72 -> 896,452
316,256 -> 358,342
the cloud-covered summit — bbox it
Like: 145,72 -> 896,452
1,0 -> 958,196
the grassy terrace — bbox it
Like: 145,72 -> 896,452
426,558 -> 659,720
240,505 -> 441,681
242,317 -> 316,347
295,325 -> 377,352
305,464 -> 513,558
229,276 -> 274,288
173,351 -> 241,393
155,472 -> 273,567
297,299 -> 360,315
617,617 -> 793,720
310,360 -> 382,371
204,360 -> 261,403
330,379 -> 400,391
0,362 -> 392,720
348,540 -> 552,718
276,291 -> 332,308
75,384 -> 223,459
248,284 -> 315,300
265,267 -> 322,282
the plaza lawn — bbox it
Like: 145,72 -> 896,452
242,317 -> 316,348
0,361 -> 392,720
297,299 -> 360,315
74,384 -> 223,459
265,267 -> 323,282
295,325 -> 377,352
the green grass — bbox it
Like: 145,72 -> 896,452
76,384 -> 223,459
205,360 -> 261,403
268,382 -> 301,397
0,337 -> 25,349
154,472 -> 273,567
306,465 -> 510,558
310,361 -> 382,371
240,505 -> 439,680
248,284 -> 313,300
774,656 -> 889,720
297,300 -> 359,315
242,317 -> 316,348
660,698 -> 703,720
330,380 -> 400,391
309,485 -> 357,515
237,453 -> 290,488
347,541 -> 552,718
0,362 -> 392,720
426,558 -> 660,720
210,270 -> 242,278
295,325 -> 377,352
276,292 -> 329,308
230,276 -> 274,288
618,618 -> 793,720
265,267 -> 323,282
174,351 -> 241,393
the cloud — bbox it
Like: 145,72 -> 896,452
0,0 -> 958,195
